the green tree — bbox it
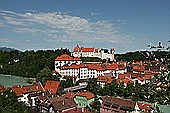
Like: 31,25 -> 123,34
89,99 -> 101,113
0,90 -> 31,113
123,82 -> 134,99
110,80 -> 118,97
36,66 -> 59,85
116,82 -> 125,97
86,78 -> 101,95
60,78 -> 74,88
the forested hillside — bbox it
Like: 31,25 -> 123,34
0,48 -> 70,78
0,48 -> 169,79
115,51 -> 170,63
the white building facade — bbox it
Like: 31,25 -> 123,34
71,45 -> 115,61
55,54 -> 127,81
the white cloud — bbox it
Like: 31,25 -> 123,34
0,37 -> 16,43
0,10 -> 136,50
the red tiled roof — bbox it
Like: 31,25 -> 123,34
105,63 -> 118,70
118,64 -> 126,70
107,78 -> 114,84
142,104 -> 152,111
62,92 -> 75,99
0,84 -> 5,93
22,82 -> 44,93
144,70 -> 152,74
44,80 -> 60,95
75,92 -> 95,100
122,78 -> 133,83
118,73 -> 131,79
144,74 -> 154,80
116,79 -> 121,84
73,57 -> 81,61
12,87 -> 24,96
12,82 -> 44,96
137,77 -> 144,81
133,65 -> 145,71
47,97 -> 77,112
79,63 -> 87,68
140,66 -> 145,70
102,96 -> 136,111
132,73 -> 142,78
55,54 -> 81,61
96,65 -> 106,71
61,62 -> 122,71
68,63 -> 80,69
137,102 -> 143,109
133,65 -> 139,70
97,76 -> 108,82
81,47 -> 94,52
73,45 -> 80,52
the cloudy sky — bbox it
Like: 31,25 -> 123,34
0,0 -> 170,53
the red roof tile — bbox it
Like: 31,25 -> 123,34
62,92 -> 75,99
137,77 -> 144,81
137,102 -> 143,109
118,64 -> 126,70
22,82 -> 44,93
97,76 -> 108,82
12,82 -> 44,96
12,87 -> 24,96
144,74 -> 154,80
55,54 -> 81,61
122,78 -> 133,83
142,104 -> 152,111
81,47 -> 94,52
75,92 -> 95,100
68,63 -> 80,69
73,57 -> 81,61
44,80 -> 60,95
0,84 -> 5,93
107,78 -> 114,84
79,63 -> 87,68
118,73 -> 131,79
73,45 -> 80,52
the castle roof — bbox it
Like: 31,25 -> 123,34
55,54 -> 81,61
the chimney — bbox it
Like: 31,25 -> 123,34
82,107 -> 84,112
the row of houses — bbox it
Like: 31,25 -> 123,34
0,82 -> 155,113
0,80 -> 93,113
54,54 -> 166,88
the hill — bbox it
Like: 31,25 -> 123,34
0,47 -> 21,52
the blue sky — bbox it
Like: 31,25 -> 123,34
0,0 -> 170,53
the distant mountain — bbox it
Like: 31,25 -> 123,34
0,47 -> 21,52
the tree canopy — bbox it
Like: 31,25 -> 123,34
0,90 -> 31,113
0,48 -> 70,78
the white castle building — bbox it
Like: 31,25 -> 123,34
71,45 -> 115,61
54,54 -> 127,81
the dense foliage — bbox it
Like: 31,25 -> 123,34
36,66 -> 60,85
0,48 -> 70,78
115,51 -> 170,62
86,72 -> 170,105
0,90 -> 31,113
81,57 -> 102,62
